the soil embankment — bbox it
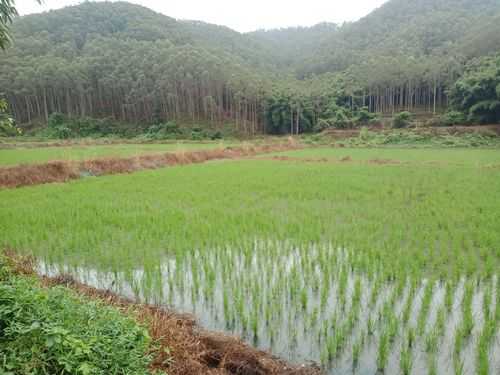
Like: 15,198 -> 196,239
0,143 -> 300,189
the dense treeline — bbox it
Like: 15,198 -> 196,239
450,54 -> 500,124
1,0 -> 500,136
0,2 -> 271,134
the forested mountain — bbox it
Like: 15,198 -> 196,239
297,0 -> 500,76
1,2 -> 275,133
1,0 -> 499,135
248,23 -> 337,69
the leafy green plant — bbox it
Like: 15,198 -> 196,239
441,111 -> 467,126
0,98 -> 21,136
0,264 -> 154,375
392,112 -> 413,129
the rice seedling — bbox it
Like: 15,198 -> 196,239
377,331 -> 389,372
400,344 -> 413,375
1,147 -> 499,374
461,280 -> 475,337
454,355 -> 465,375
417,279 -> 434,335
476,319 -> 495,375
427,353 -> 438,375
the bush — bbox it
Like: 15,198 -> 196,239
392,112 -> 413,129
210,130 -> 223,140
0,117 -> 21,136
313,119 -> 331,133
47,113 -> 139,139
146,121 -> 183,139
0,260 -> 154,375
0,99 -> 21,137
441,111 -> 467,126
190,127 -> 204,140
353,107 -> 379,126
316,107 -> 379,131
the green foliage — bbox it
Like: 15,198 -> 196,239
146,122 -> 226,140
306,128 -> 500,148
296,0 -> 500,77
354,107 -> 378,125
450,55 -> 500,124
0,98 -> 20,136
47,113 -> 144,139
320,106 -> 353,129
264,91 -> 314,134
1,1 -> 500,135
440,111 -> 467,126
311,102 -> 380,132
0,261 -> 153,375
0,0 -> 18,49
392,112 -> 413,129
1,147 -> 500,372
146,121 -> 183,140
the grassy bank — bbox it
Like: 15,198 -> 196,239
0,142 -> 228,167
0,255 -> 156,375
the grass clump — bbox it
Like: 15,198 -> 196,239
0,257 -> 155,375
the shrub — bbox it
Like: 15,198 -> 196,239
0,117 -> 21,136
353,107 -> 379,126
313,119 -> 331,133
316,107 -> 379,131
0,262 -> 154,375
441,111 -> 467,126
0,99 -> 21,137
392,112 -> 413,129
190,127 -> 204,140
147,121 -> 183,139
210,130 -> 223,140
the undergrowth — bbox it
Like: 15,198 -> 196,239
0,256 -> 157,375
305,128 -> 500,148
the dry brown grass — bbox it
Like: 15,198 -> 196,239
0,142 -> 300,189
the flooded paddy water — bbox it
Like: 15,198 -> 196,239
38,242 -> 500,375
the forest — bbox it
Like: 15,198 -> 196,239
1,0 -> 500,136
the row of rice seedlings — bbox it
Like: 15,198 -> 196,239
453,278 -> 475,374
417,279 -> 435,335
476,279 -> 499,375
35,239 -> 499,375
5,153 -> 498,275
400,339 -> 413,375
425,305 -> 447,374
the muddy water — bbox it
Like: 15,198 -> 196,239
38,244 -> 500,375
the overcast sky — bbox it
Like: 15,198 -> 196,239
17,0 -> 388,32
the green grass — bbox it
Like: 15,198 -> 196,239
1,147 -> 499,373
0,257 -> 154,375
268,147 -> 500,166
0,142 -> 227,166
1,150 -> 499,273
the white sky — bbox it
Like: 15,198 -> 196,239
17,0 -> 388,32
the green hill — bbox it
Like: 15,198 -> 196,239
1,0 -> 499,135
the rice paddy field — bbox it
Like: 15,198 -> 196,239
0,141 -> 226,166
1,146 -> 500,374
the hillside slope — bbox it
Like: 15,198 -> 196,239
1,0 -> 499,133
296,0 -> 500,76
